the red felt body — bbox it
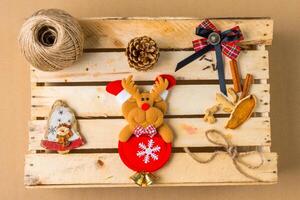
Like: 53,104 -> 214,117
41,138 -> 84,151
118,135 -> 172,173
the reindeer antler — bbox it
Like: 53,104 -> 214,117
150,76 -> 169,100
122,75 -> 141,99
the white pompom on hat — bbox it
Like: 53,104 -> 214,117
106,80 -> 131,104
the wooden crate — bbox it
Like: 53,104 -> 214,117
25,18 -> 277,188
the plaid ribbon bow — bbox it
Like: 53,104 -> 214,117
176,19 -> 244,95
133,125 -> 157,138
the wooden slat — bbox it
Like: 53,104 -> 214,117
24,152 -> 277,187
25,182 -> 276,188
29,117 -> 271,151
79,18 -> 273,49
31,50 -> 269,83
31,84 -> 270,118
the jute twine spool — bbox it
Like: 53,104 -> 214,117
19,9 -> 84,71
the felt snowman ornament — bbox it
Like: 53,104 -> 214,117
41,100 -> 84,154
106,74 -> 176,186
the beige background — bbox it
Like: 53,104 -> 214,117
0,0 -> 299,199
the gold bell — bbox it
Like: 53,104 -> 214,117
144,173 -> 156,186
130,172 -> 145,186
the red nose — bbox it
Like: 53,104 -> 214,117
141,103 -> 150,111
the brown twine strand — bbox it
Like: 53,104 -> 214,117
184,129 -> 264,182
19,9 -> 84,71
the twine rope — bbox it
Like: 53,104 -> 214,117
19,9 -> 84,71
184,129 -> 264,182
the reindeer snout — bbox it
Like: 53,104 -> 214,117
141,103 -> 150,111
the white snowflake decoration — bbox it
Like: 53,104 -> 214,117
136,139 -> 161,164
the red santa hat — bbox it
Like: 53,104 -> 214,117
106,80 -> 131,104
154,74 -> 176,100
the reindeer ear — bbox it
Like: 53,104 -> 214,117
154,100 -> 167,114
153,95 -> 163,102
121,100 -> 138,119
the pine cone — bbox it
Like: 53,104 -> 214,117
126,36 -> 159,71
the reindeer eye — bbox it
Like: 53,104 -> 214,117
141,98 -> 145,101
146,98 -> 149,101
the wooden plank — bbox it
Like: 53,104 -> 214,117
31,50 -> 269,83
25,182 -> 276,188
31,84 -> 270,118
29,117 -> 271,151
79,18 -> 273,49
24,152 -> 277,186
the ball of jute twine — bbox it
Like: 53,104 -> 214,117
19,9 -> 84,71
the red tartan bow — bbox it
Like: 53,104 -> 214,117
192,19 -> 244,60
134,125 -> 157,138
176,19 -> 244,96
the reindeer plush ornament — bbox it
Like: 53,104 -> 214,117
106,74 -> 176,186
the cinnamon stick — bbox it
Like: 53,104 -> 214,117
229,60 -> 242,93
240,74 -> 254,99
